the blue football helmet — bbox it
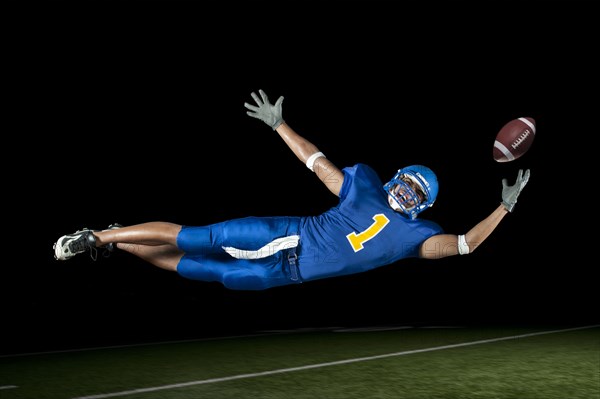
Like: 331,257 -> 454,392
383,165 -> 439,219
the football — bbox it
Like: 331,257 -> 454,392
493,117 -> 536,162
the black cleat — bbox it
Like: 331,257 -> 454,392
53,223 -> 123,261
53,229 -> 98,261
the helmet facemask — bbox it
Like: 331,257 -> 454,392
383,165 -> 438,219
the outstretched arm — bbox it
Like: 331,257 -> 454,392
245,89 -> 345,196
419,169 -> 531,259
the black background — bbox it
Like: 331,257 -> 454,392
2,1 -> 597,355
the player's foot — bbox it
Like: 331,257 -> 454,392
54,223 -> 123,261
53,228 -> 99,261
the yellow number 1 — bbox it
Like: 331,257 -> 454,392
346,214 -> 390,252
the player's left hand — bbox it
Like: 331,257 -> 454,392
244,89 -> 284,130
501,169 -> 530,212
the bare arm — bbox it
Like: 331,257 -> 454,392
275,122 -> 344,196
244,90 -> 344,196
419,205 -> 508,259
419,169 -> 531,260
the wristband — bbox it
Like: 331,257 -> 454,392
306,152 -> 325,172
458,234 -> 470,255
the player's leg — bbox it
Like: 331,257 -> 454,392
54,217 -> 302,261
116,242 -> 183,272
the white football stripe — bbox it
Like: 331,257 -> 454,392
518,117 -> 536,134
494,140 -> 515,161
222,235 -> 299,259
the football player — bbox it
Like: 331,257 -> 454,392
53,90 -> 530,290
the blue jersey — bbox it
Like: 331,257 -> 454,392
297,164 -> 443,281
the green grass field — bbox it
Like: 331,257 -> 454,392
1,325 -> 598,399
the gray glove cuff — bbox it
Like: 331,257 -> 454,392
501,200 -> 515,213
272,119 -> 284,130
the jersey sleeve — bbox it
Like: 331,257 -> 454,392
338,165 -> 358,201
